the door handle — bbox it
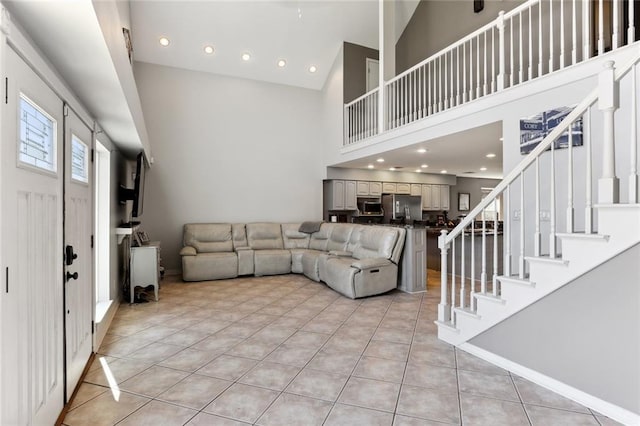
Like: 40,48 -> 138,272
65,245 -> 78,266
66,271 -> 78,281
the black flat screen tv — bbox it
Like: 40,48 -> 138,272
119,152 -> 146,218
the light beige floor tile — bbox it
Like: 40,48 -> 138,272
513,376 -> 591,413
97,335 -> 152,357
204,383 -> 280,423
286,368 -> 349,402
238,361 -> 301,391
225,338 -> 279,360
403,363 -> 458,392
252,325 -> 298,344
125,342 -> 185,363
372,327 -> 414,345
595,415 -> 625,425
159,329 -> 210,347
64,391 -> 149,426
190,335 -> 244,352
353,356 -> 407,383
117,400 -> 197,425
196,355 -> 258,380
284,330 -> 330,350
409,343 -> 455,368
270,315 -> 308,328
364,340 -> 411,362
214,323 -> 264,339
158,347 -> 222,372
84,357 -> 153,387
130,325 -> 180,342
525,404 -> 600,425
324,403 -> 394,426
338,377 -> 401,413
263,344 -> 319,367
186,412 -> 250,425
185,319 -> 233,334
306,349 -> 361,375
393,414 -> 452,425
379,317 -> 417,331
301,319 -> 343,334
455,349 -> 509,376
256,392 -> 333,426
323,335 -> 370,355
458,369 -> 520,402
120,365 -> 189,397
460,393 -> 529,426
242,313 -> 279,326
68,383 -> 108,410
157,373 -> 232,409
396,385 -> 460,424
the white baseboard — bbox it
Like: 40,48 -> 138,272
93,297 -> 120,350
459,343 -> 640,426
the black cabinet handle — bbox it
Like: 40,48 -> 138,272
66,271 -> 78,281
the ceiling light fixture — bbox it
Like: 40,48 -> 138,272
309,65 -> 317,73
415,169 -> 422,173
242,52 -> 251,61
486,153 -> 496,158
159,37 -> 170,47
480,167 -> 487,171
367,164 -> 374,169
376,158 -> 384,163
389,167 -> 396,171
204,45 -> 214,54
440,170 -> 448,174
417,148 -> 427,153
421,164 -> 428,168
277,59 -> 287,68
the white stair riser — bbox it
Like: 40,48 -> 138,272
499,282 -> 536,302
596,207 -> 640,236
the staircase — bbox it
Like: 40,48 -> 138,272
435,52 -> 640,346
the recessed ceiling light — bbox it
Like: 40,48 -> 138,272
440,170 -> 448,174
159,37 -> 170,47
367,164 -> 374,169
499,137 -> 504,141
421,164 -> 428,168
204,45 -> 214,54
389,167 -> 396,171
480,167 -> 487,171
417,148 -> 427,153
486,153 -> 496,158
242,52 -> 251,61
376,158 -> 384,163
415,169 -> 422,173
277,59 -> 287,68
309,65 -> 317,73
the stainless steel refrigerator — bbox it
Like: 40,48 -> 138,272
381,194 -> 422,223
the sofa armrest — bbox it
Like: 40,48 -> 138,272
351,258 -> 392,270
180,246 -> 197,256
329,250 -> 353,257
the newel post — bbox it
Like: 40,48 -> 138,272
496,10 -> 506,91
598,61 -> 620,203
438,230 -> 450,323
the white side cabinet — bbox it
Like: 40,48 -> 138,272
130,246 -> 160,303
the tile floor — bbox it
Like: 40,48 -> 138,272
64,271 -> 621,426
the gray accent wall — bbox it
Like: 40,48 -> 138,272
448,176 -> 501,219
343,42 -> 379,104
472,243 -> 640,415
395,0 -> 526,73
134,61 -> 324,272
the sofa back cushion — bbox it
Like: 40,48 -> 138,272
281,223 -> 310,249
232,223 -> 248,249
246,223 -> 284,250
352,226 -> 399,260
184,223 -> 233,253
346,225 -> 365,253
327,224 -> 353,252
308,223 -> 334,251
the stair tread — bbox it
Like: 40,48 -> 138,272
453,307 -> 481,319
525,255 -> 569,265
474,292 -> 505,304
594,203 -> 640,209
434,320 -> 459,333
497,275 -> 535,286
555,232 -> 610,241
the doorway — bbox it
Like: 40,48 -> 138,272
94,140 -> 111,324
366,58 -> 380,93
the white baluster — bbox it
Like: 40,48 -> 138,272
519,171 -> 526,279
550,139 -> 557,258
629,0 -> 636,43
560,0 -> 565,69
439,56 -> 443,111
463,42 -> 468,103
484,31 -> 488,95
549,0 -> 554,73
428,63 -> 432,115
481,213 -> 487,294
584,0 -> 592,60
598,0 -> 605,55
528,3 -> 533,80
567,122 -> 574,232
471,220 -> 476,310
613,0 -> 619,49
409,72 -> 414,122
630,64 -> 638,203
438,230 -> 450,323
492,198 -> 499,297
535,157 -> 541,256
538,0 -> 543,77
477,36 -> 481,98
450,50 -> 454,107
418,68 -> 422,119
422,64 -> 426,117
343,105 -> 348,145
451,237 -> 456,321
504,184 -> 512,277
518,12 -> 523,84
510,15 -> 514,87
456,46 -> 461,105
598,60 -> 620,203
586,107 -> 593,234
461,228 -> 466,308
491,25 -> 496,93
572,0 -> 577,65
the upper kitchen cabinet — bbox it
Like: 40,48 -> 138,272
324,180 -> 357,211
369,182 -> 382,196
396,183 -> 411,194
422,184 -> 450,210
382,182 -> 397,194
410,184 -> 422,196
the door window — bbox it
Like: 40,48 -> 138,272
19,94 -> 57,173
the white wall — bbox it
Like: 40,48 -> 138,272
321,45 -> 345,169
134,62 -> 325,271
471,243 -> 640,415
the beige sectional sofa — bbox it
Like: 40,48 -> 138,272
180,222 -> 406,299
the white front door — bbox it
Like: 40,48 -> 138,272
63,107 -> 93,398
1,46 -> 65,425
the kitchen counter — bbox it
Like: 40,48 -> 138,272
426,229 -> 503,273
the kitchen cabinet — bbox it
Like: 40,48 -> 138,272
396,183 -> 411,194
369,182 -> 382,196
324,180 -> 357,210
356,181 -> 370,196
421,185 -> 432,210
422,184 -> 451,210
410,184 -> 422,196
382,182 -> 397,193
440,185 -> 450,210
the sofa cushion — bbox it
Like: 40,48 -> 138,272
246,223 -> 284,250
232,223 -> 248,249
290,248 -> 309,274
281,223 -> 310,249
184,223 -> 233,253
301,249 -> 326,282
254,249 -> 292,276
327,224 -> 353,252
352,227 -> 399,260
308,223 -> 333,251
182,252 -> 238,281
